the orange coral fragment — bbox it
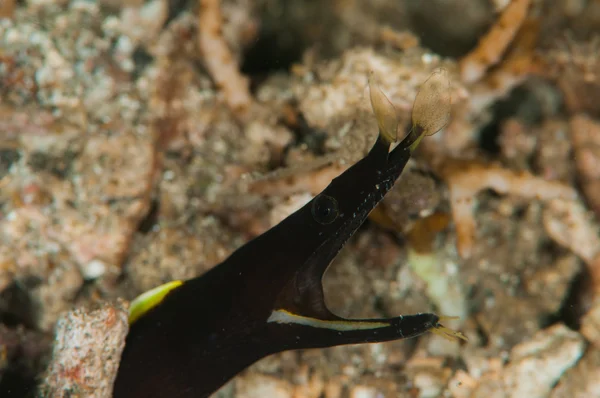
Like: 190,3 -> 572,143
444,18 -> 538,153
436,159 -> 577,258
198,0 -> 252,116
473,18 -> 538,94
460,0 -> 532,84
0,0 -> 15,19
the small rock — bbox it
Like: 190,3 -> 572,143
40,301 -> 129,398
550,347 -> 600,398
501,324 -> 585,398
82,259 -> 107,280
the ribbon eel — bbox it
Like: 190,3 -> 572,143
114,69 -> 466,398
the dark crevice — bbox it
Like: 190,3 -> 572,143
478,84 -> 546,155
0,368 -> 37,398
73,278 -> 102,304
131,47 -> 154,80
373,296 -> 387,316
137,199 -> 160,234
165,0 -> 195,26
27,149 -> 78,180
241,30 -> 305,89
279,104 -> 328,160
478,117 -> 502,155
541,267 -> 595,330
406,1 -> 494,57
481,79 -> 558,157
0,148 -> 20,180
0,282 -> 38,329
538,239 -> 568,263
474,318 -> 490,346
0,312 -> 24,329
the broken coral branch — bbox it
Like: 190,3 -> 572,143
459,0 -> 532,84
444,17 -> 538,153
198,0 -> 252,117
434,158 -> 577,258
467,18 -> 539,114
41,301 -> 129,398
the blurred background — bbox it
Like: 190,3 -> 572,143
1,0 -> 600,397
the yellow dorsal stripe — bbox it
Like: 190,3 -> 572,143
128,280 -> 183,324
267,309 -> 389,331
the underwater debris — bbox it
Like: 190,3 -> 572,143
468,17 -> 538,110
452,324 -> 584,398
0,0 -> 14,19
459,0 -> 532,83
550,347 -> 600,398
41,301 -> 129,398
445,13 -> 539,153
198,0 -> 252,116
406,212 -> 451,254
433,157 -> 577,258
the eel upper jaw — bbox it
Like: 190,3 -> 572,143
272,136 -> 414,320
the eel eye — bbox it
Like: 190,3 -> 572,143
311,194 -> 339,225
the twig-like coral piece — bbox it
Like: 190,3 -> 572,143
198,0 -> 252,116
444,18 -> 538,153
436,159 -> 577,258
459,0 -> 532,83
468,18 -> 538,110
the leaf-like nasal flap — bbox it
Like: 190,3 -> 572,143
407,67 -> 452,152
412,68 -> 451,136
369,74 -> 399,144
